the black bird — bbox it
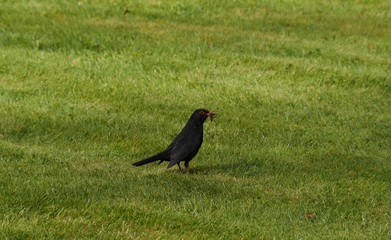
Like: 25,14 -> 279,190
132,109 -> 216,171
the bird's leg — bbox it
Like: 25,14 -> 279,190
177,163 -> 185,173
182,162 -> 191,174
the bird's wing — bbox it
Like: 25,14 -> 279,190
167,133 -> 201,168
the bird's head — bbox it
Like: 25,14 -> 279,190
191,109 -> 217,124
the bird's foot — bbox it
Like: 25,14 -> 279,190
177,163 -> 185,173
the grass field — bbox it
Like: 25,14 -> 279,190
1,0 -> 390,239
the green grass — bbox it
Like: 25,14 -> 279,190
1,0 -> 390,239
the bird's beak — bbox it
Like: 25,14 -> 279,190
207,111 -> 216,121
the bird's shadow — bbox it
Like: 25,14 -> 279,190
169,160 -> 267,177
186,163 -> 234,174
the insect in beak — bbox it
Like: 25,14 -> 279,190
207,111 -> 216,121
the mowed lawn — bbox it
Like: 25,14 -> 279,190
1,0 -> 390,239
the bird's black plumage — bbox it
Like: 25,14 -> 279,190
132,109 -> 216,171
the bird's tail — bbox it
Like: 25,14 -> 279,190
132,151 -> 169,167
